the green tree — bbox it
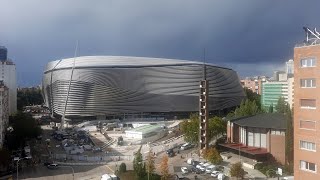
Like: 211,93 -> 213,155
181,114 -> 227,144
268,104 -> 273,113
230,162 -> 245,179
119,163 -> 127,174
275,96 -> 293,173
7,112 -> 42,149
202,147 -> 223,164
146,149 -> 155,179
234,99 -> 260,118
275,96 -> 287,113
285,106 -> 294,174
243,87 -> 262,109
17,88 -> 44,110
180,113 -> 199,144
133,146 -> 146,178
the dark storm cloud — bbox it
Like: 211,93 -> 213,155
0,0 -> 319,86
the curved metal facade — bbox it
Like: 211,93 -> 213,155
42,56 -> 245,117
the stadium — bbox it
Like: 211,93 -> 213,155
42,56 -> 245,119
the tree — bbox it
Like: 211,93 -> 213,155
119,162 -> 127,174
230,162 -> 245,179
6,112 -> 42,150
268,104 -> 273,113
285,106 -> 294,174
208,116 -> 226,139
0,148 -> 11,171
275,96 -> 287,113
160,155 -> 170,180
202,147 -> 222,164
233,99 -> 260,118
243,87 -> 262,110
17,88 -> 43,110
181,114 -> 227,144
180,113 -> 199,144
133,146 -> 146,178
146,149 -> 155,179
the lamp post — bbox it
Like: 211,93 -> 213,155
14,156 -> 31,180
60,165 -> 75,180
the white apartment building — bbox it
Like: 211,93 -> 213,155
0,60 -> 16,114
0,82 -> 9,148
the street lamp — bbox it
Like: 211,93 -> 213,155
14,156 -> 32,180
60,165 -> 75,180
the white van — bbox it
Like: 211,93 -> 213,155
187,158 -> 194,165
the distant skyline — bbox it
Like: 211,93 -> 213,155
1,0 -> 320,86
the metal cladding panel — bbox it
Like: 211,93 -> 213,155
42,56 -> 245,117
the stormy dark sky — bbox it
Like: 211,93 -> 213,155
1,0 -> 320,86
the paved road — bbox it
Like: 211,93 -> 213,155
17,164 -> 115,180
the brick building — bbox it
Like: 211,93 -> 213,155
222,113 -> 286,164
293,29 -> 320,179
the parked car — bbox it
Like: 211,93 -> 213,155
211,171 -> 220,177
187,158 -> 194,165
205,165 -> 216,174
181,167 -> 188,174
200,163 -> 212,172
196,162 -> 204,169
180,143 -> 194,150
192,161 -> 200,167
47,163 -> 59,169
191,166 -> 201,174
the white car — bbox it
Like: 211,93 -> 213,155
200,163 -> 212,171
211,171 -> 220,177
181,167 -> 188,174
196,162 -> 204,169
180,143 -> 190,150
205,165 -> 216,174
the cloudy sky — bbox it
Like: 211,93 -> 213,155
1,0 -> 320,86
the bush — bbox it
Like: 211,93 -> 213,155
119,163 -> 127,174
230,162 -> 245,179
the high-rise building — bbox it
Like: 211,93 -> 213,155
286,59 -> 294,77
261,81 -> 290,111
0,46 -> 7,60
294,27 -> 320,179
0,46 -> 17,114
0,81 -> 9,148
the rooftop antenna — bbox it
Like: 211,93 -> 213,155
61,41 -> 78,130
303,27 -> 320,45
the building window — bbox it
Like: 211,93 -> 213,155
271,130 -> 285,136
301,58 -> 316,67
300,140 -> 316,151
300,160 -> 317,173
300,120 -> 316,130
300,99 -> 316,109
301,78 -> 316,88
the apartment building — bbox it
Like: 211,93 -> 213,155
294,27 -> 320,179
0,81 -> 9,148
241,76 -> 268,94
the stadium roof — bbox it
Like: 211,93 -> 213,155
230,113 -> 287,130
45,56 -> 232,73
